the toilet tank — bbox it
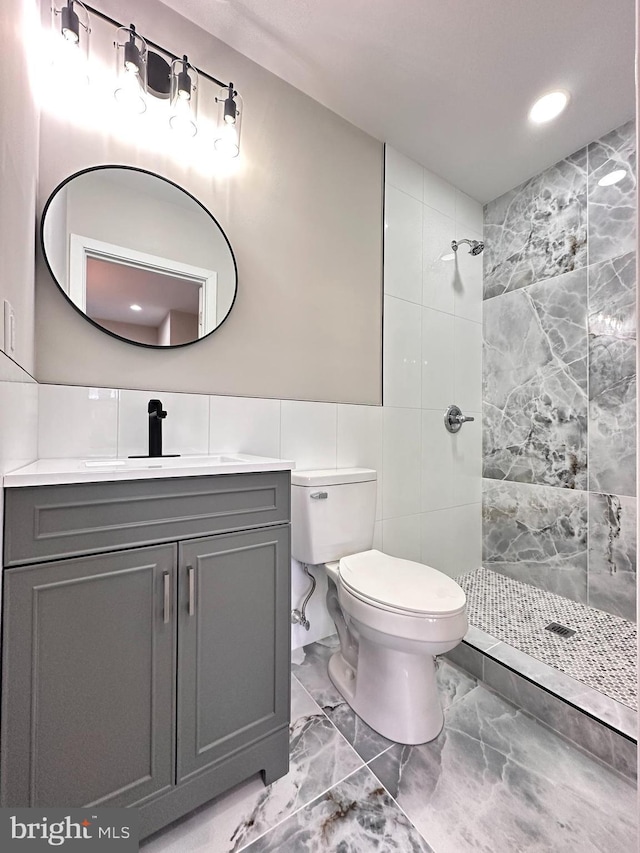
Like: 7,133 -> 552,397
291,468 -> 377,564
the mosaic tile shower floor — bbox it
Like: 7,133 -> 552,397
457,567 -> 637,710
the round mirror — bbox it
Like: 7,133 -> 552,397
41,166 -> 237,348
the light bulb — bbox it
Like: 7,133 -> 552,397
214,121 -> 239,158
169,91 -> 197,137
114,68 -> 146,114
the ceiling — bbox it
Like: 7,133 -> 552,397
86,258 -> 200,326
159,0 -> 635,202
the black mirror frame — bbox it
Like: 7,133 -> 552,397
40,164 -> 238,350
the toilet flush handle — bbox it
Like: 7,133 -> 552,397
310,491 -> 328,500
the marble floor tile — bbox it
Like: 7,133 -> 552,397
142,677 -> 363,853
482,657 -> 637,780
292,640 -> 394,762
293,638 -> 476,762
242,765 -> 434,852
370,685 -> 637,853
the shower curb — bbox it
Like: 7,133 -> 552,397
445,634 -> 637,781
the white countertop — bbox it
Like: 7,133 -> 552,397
3,454 -> 294,487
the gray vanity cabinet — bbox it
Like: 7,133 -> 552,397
1,471 -> 291,839
177,528 -> 290,784
1,545 -> 177,809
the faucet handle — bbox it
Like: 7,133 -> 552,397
148,398 -> 167,418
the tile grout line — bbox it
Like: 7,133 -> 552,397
365,758 -> 440,853
235,674 -> 368,852
292,665 -> 468,851
290,672 -> 366,767
236,765 -> 367,853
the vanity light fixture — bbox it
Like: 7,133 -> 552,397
528,90 -> 569,124
51,0 -> 90,82
54,2 -> 244,157
169,56 -> 199,137
598,168 -> 626,187
214,84 -> 243,158
52,0 -> 90,46
114,24 -> 148,114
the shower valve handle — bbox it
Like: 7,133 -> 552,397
444,404 -> 475,433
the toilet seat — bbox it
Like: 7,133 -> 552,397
338,550 -> 466,617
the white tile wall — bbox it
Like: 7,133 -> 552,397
382,406 -> 421,519
422,205 -> 456,314
422,307 -> 455,409
38,385 -> 118,459
455,189 -> 484,233
385,147 -> 424,201
382,514 -> 422,562
209,395 -> 281,458
383,185 -> 423,304
454,317 -> 483,412
281,400 -> 337,470
336,404 -> 383,519
385,144 -> 483,579
383,295 -> 421,408
0,375 -> 38,474
423,168 -> 456,219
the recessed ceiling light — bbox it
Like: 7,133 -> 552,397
440,252 -> 455,262
598,169 -> 626,187
529,91 -> 569,124
130,304 -> 142,311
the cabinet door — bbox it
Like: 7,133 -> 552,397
1,545 -> 176,808
177,526 -> 290,783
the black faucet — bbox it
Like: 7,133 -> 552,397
129,399 -> 180,459
148,399 -> 167,457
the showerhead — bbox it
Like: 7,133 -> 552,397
451,238 -> 484,256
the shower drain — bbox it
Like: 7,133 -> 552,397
545,621 -> 576,638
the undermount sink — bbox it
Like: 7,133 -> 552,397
82,454 -> 246,470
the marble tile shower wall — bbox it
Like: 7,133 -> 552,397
482,119 -> 637,621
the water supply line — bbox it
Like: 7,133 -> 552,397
291,564 -> 316,631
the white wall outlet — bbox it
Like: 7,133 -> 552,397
3,300 -> 15,356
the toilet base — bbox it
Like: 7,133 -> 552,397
327,640 -> 444,745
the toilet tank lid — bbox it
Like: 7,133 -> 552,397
291,468 -> 377,486
339,550 -> 466,615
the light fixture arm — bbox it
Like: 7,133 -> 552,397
83,1 -> 232,90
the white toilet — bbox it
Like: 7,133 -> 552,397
291,467 -> 468,745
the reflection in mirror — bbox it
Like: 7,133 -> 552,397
41,167 -> 237,347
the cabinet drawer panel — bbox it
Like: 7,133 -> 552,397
4,471 -> 290,566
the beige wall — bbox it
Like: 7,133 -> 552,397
35,0 -> 383,403
0,0 -> 40,375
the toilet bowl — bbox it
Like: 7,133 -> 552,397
291,469 -> 468,745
